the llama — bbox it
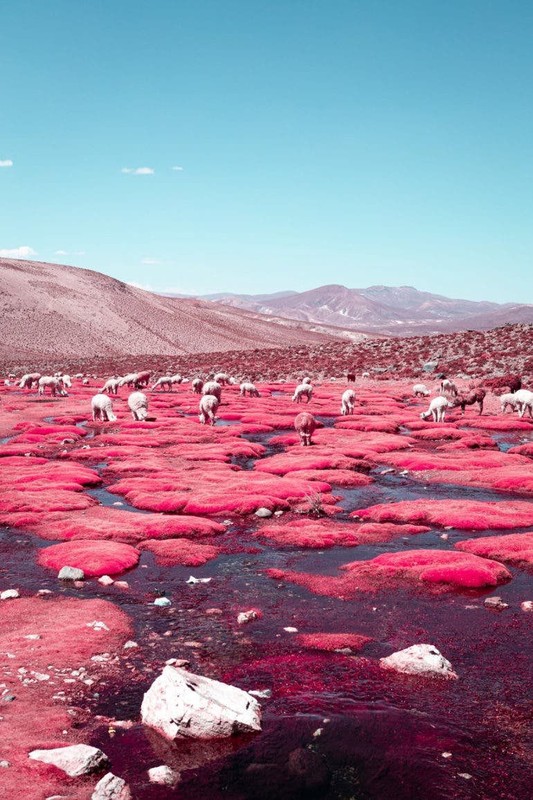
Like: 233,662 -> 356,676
199,394 -> 220,425
151,376 -> 173,391
240,382 -> 260,397
128,391 -> 149,421
292,383 -> 313,404
454,389 -> 486,415
341,388 -> 356,415
37,376 -> 65,397
513,389 -> 533,419
202,381 -> 223,401
101,377 -> 120,395
421,396 -> 453,423
19,373 -> 41,389
91,393 -> 117,422
134,370 -> 151,389
440,379 -> 458,398
413,383 -> 430,397
192,378 -> 204,394
500,393 -> 519,413
119,373 -> 139,388
294,412 -> 317,446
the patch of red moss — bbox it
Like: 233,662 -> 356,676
38,540 -> 140,576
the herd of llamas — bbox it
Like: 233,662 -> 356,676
7,369 -> 533,441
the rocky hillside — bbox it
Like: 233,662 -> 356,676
0,259 -> 347,363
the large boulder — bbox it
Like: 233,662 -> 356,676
141,665 -> 262,740
91,772 -> 131,800
380,644 -> 458,679
29,743 -> 109,776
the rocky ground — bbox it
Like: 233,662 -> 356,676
2,322 -> 531,383
0,375 -> 532,799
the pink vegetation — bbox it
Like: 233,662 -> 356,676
0,506 -> 226,542
354,498 -> 533,530
38,540 -> 140,576
257,519 -> 430,548
267,549 -> 511,597
456,532 -> 533,568
295,632 -> 372,652
0,490 -> 95,514
0,596 -> 131,800
138,538 -> 220,566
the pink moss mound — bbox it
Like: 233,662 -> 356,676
347,521 -> 432,542
286,469 -> 373,487
38,540 -> 140,576
138,538 -> 220,566
267,549 -> 511,597
0,506 -> 225,542
256,520 -> 362,548
257,519 -> 431,548
0,490 -> 95,514
456,532 -> 533,568
296,632 -> 372,652
354,498 -> 533,530
415,466 -> 533,494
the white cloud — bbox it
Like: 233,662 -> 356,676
121,166 -> 154,175
0,245 -> 36,258
0,159 -> 13,168
171,165 -> 184,171
141,257 -> 160,265
54,250 -> 86,256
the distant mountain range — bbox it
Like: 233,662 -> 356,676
189,284 -> 533,335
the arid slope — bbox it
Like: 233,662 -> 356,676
0,258 -> 341,361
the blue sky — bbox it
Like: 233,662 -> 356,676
1,0 -> 532,302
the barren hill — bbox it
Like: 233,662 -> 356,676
0,259 -> 348,363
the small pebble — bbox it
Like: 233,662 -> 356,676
0,590 -> 20,601
154,597 -> 171,607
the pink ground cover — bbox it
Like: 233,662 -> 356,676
295,632 -> 372,652
138,538 -> 220,566
456,532 -> 533,568
0,596 -> 131,800
353,498 -> 533,529
38,540 -> 140,576
267,549 -> 511,597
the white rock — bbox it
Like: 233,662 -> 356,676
0,589 -> 20,601
87,620 -> 110,631
484,596 -> 508,610
147,765 -> 179,786
186,576 -> 211,584
123,640 -> 138,649
153,597 -> 171,607
58,566 -> 85,581
521,600 -> 533,612
255,507 -> 272,518
29,744 -> 109,777
380,644 -> 458,679
237,610 -> 259,625
283,627 -> 298,633
91,772 -> 131,800
98,575 -> 114,586
141,665 -> 262,740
